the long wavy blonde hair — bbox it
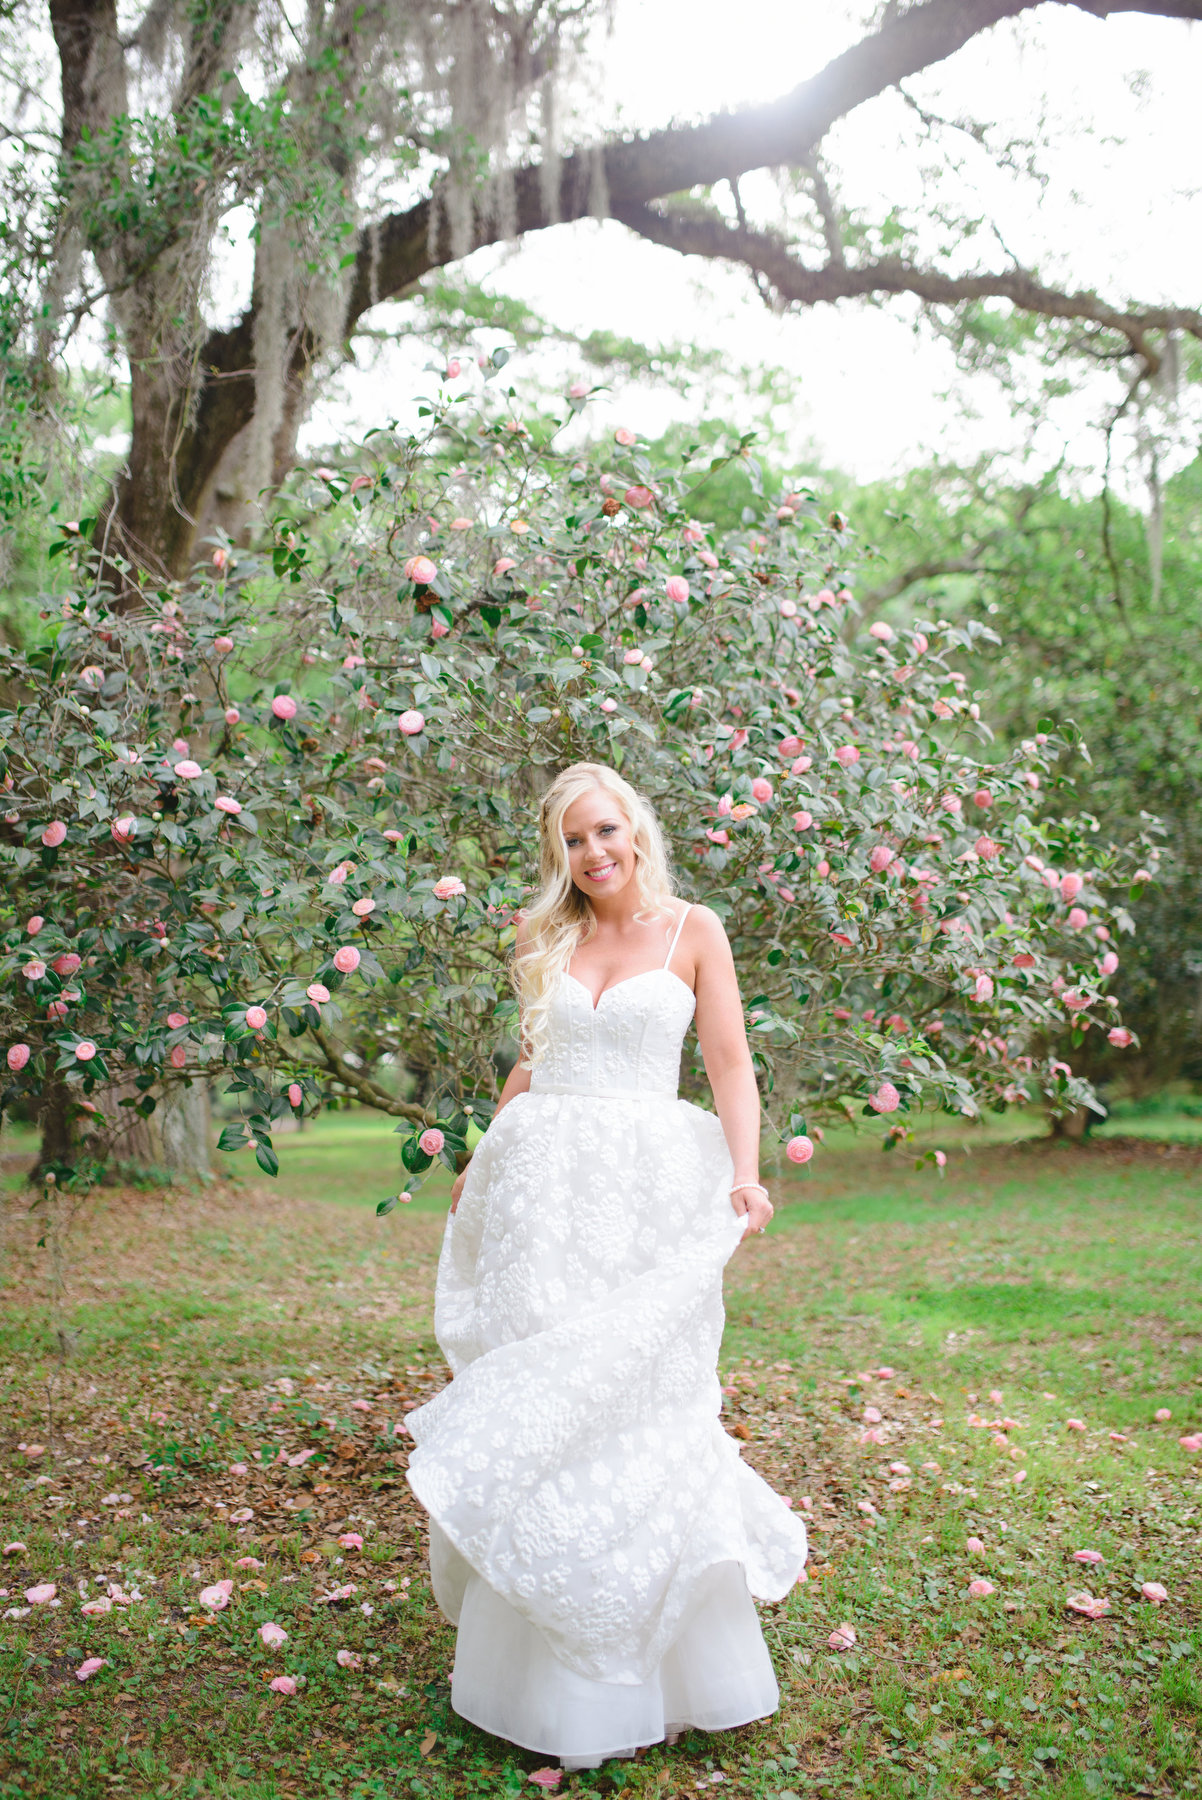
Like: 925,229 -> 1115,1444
514,762 -> 676,1067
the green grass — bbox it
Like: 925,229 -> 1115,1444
0,1121 -> 1199,1798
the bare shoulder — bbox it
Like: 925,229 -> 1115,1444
680,903 -> 733,960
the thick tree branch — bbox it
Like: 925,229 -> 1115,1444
609,202 -> 1202,370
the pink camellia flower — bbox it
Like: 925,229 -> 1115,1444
1012,952 -> 1036,968
212,547 -> 228,571
53,953 -> 81,977
245,1006 -> 268,1031
1066,1591 -> 1110,1619
25,1583 -> 56,1604
338,1532 -> 364,1550
307,982 -> 331,1004
1179,1433 -> 1202,1452
613,426 -> 637,446
213,636 -> 234,655
492,558 -> 517,577
111,815 -> 137,844
404,554 -> 437,584
868,1082 -> 901,1114
269,1675 -> 297,1697
419,1127 -> 445,1157
271,695 -> 297,721
1108,1026 -> 1134,1048
750,777 -> 773,803
398,709 -> 425,735
792,811 -> 813,832
968,1578 -> 995,1598
934,1149 -> 947,1167
259,1622 -> 288,1648
333,946 -> 361,974
664,575 -> 690,604
786,1135 -> 814,1165
224,707 -> 241,725
528,1772 -> 564,1792
81,1595 -> 112,1615
973,788 -> 993,808
351,898 -> 376,917
23,960 -> 46,981
336,1648 -> 363,1669
1073,1549 -> 1104,1565
828,1623 -> 857,1651
167,1012 -> 189,1029
75,1657 -> 107,1682
432,876 -> 466,900
624,485 -> 655,509
215,796 -> 242,815
599,697 -> 617,713
41,821 -> 67,847
1099,951 -> 1119,975
869,845 -> 893,874
287,1083 -> 303,1109
972,974 -> 994,1003
1066,1418 -> 1087,1432
1154,1407 -> 1172,1422
1060,872 -> 1084,901
966,1536 -> 985,1554
975,837 -> 1001,860
705,828 -> 729,846
1141,1581 -> 1169,1604
174,760 -> 203,779
834,745 -> 860,767
74,1041 -> 98,1062
1067,906 -> 1088,929
623,647 -> 644,665
868,621 -> 893,641
6,1044 -> 30,1071
1132,868 -> 1152,883
26,916 -> 44,935
430,618 -> 450,639
169,1045 -> 187,1069
777,736 -> 803,758
199,1580 -> 234,1611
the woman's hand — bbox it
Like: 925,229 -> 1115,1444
450,1166 -> 469,1214
730,1181 -> 773,1242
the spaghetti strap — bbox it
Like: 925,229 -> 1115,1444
663,903 -> 691,972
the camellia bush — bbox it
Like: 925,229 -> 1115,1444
0,376 -> 1157,1193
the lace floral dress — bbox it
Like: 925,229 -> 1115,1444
406,908 -> 808,1763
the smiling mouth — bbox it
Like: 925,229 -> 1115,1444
583,862 -> 616,882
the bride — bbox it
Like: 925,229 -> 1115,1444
406,761 -> 808,1768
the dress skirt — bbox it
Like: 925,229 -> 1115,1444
406,1078 -> 809,1761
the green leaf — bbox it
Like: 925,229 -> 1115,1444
376,1194 -> 399,1216
255,1142 -> 280,1178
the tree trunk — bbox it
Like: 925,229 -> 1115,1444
36,1081 -> 212,1186
1049,1105 -> 1097,1141
34,1078 -> 76,1181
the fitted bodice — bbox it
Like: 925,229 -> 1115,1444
527,968 -> 697,1098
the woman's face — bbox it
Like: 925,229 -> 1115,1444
560,787 -> 637,902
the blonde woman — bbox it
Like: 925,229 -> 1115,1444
406,762 -> 807,1769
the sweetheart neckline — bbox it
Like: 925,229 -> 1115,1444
562,967 -> 696,1015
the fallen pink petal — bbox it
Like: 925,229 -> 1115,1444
75,1657 -> 108,1682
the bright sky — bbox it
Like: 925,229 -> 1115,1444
314,0 -> 1202,496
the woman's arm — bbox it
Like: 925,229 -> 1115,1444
689,905 -> 774,1241
450,920 -> 532,1213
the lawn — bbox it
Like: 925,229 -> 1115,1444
0,1114 -> 1199,1800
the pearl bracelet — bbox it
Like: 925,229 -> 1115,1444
730,1181 -> 769,1201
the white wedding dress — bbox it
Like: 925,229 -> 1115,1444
406,907 -> 808,1764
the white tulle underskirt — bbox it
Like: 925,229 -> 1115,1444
447,1553 -> 779,1764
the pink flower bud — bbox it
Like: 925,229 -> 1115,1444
213,636 -> 234,655
613,427 -> 637,446
785,1135 -> 814,1165
430,618 -> 449,639
169,1044 -> 187,1068
7,1044 -> 30,1071
446,359 -> 462,379
869,845 -> 893,873
419,1127 -> 445,1156
868,621 -> 893,641
398,709 -> 425,735
26,916 -> 43,935
111,816 -> 136,843
245,1006 -> 268,1031
973,788 -> 993,808
750,778 -> 773,803
792,810 -> 813,831
224,707 -> 241,725
1067,906 -> 1088,929
288,1083 -> 303,1109
833,745 -> 859,767
333,946 -> 361,974
1059,872 -> 1083,901
271,695 -> 297,721
1107,1026 -> 1133,1048
665,576 -> 690,604
404,555 -> 437,585
41,821 -> 67,847
212,548 -> 228,571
